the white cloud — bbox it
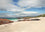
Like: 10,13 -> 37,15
22,11 -> 38,14
19,11 -> 38,16
0,0 -> 24,11
0,11 -> 38,17
0,0 -> 42,17
0,0 -> 45,11
0,0 -> 12,9
7,4 -> 25,11
18,0 -> 45,8
13,11 -> 38,17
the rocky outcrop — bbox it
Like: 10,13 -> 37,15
0,19 -> 13,25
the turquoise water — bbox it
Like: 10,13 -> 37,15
8,19 -> 18,21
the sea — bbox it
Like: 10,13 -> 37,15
7,18 -> 18,21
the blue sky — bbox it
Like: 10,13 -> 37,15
26,7 -> 45,14
0,0 -> 45,17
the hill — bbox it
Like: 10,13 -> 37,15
37,14 -> 45,17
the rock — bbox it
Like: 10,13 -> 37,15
0,19 -> 14,25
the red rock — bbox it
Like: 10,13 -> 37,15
0,19 -> 14,25
9,21 -> 13,23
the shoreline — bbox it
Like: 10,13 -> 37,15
0,17 -> 45,32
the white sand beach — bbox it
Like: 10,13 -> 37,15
0,17 -> 45,32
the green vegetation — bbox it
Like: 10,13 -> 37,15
37,14 -> 45,17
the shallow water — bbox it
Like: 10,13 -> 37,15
8,19 -> 18,21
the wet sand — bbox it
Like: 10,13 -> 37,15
0,17 -> 45,32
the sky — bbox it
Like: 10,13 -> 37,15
0,0 -> 45,17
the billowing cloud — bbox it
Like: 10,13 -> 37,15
18,0 -> 45,8
0,0 -> 24,11
0,11 -> 38,17
17,11 -> 38,17
0,0 -> 43,17
0,0 -> 12,10
22,11 -> 38,14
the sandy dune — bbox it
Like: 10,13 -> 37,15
0,17 -> 45,32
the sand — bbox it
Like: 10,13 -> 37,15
0,17 -> 45,32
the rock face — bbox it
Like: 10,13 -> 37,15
0,19 -> 13,25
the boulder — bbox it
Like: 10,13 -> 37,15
0,19 -> 14,25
